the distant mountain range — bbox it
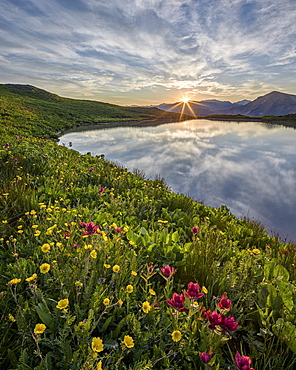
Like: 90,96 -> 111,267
157,91 -> 296,117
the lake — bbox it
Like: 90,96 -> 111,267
59,119 -> 296,242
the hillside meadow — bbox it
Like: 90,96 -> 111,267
0,84 -> 296,370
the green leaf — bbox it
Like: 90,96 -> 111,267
35,303 -> 55,332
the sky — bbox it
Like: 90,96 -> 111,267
0,0 -> 295,105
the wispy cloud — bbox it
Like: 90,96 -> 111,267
0,0 -> 295,103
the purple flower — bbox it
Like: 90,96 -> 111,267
160,265 -> 175,278
218,293 -> 232,311
166,293 -> 188,312
185,282 -> 204,300
200,351 -> 212,364
234,351 -> 255,370
191,226 -> 199,234
89,168 -> 94,172
81,221 -> 100,235
5,143 -> 11,147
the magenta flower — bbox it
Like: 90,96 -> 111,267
218,293 -> 232,311
205,310 -> 238,332
89,168 -> 94,172
185,282 -> 204,300
234,351 -> 255,370
191,226 -> 199,234
81,221 -> 100,235
99,187 -> 105,193
114,227 -> 123,233
166,293 -> 188,312
200,351 -> 212,364
160,265 -> 175,278
5,143 -> 11,147
13,158 -> 19,162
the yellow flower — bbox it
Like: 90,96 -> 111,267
8,314 -> 16,322
97,360 -> 103,370
142,301 -> 151,313
118,299 -> 123,307
126,285 -> 133,293
75,281 -> 83,287
32,225 -> 39,229
122,335 -> 134,348
104,264 -> 111,268
171,330 -> 182,342
131,270 -> 137,276
26,273 -> 37,282
56,298 -> 69,310
252,248 -> 260,255
8,278 -> 21,286
34,230 -> 41,237
90,250 -> 97,259
103,298 -> 110,306
112,265 -> 120,273
56,242 -> 62,247
91,337 -> 104,352
41,243 -> 50,253
202,286 -> 208,294
40,263 -> 50,274
84,244 -> 92,250
34,323 -> 46,334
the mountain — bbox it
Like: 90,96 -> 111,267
157,91 -> 296,117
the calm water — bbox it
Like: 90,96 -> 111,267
59,119 -> 296,241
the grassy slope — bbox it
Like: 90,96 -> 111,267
0,85 -> 296,369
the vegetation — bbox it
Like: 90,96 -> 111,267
0,84 -> 296,369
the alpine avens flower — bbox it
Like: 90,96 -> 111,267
171,330 -> 182,342
103,298 -> 110,306
34,323 -> 46,335
26,273 -> 37,282
142,301 -> 152,313
56,298 -> 69,310
91,337 -> 104,352
41,243 -> 50,253
122,335 -> 134,348
126,285 -> 134,293
112,264 -> 120,273
39,263 -> 50,274
8,278 -> 21,286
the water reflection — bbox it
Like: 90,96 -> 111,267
59,120 -> 296,241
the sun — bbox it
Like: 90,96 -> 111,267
181,97 -> 190,103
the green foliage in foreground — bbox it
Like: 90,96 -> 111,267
0,86 -> 296,370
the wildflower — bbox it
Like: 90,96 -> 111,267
205,310 -> 238,332
112,264 -> 120,273
39,263 -> 50,274
160,265 -> 175,278
34,230 -> 41,237
13,158 -> 19,162
142,301 -> 152,313
131,270 -> 137,276
122,335 -> 134,348
252,248 -> 260,255
185,282 -> 204,300
218,293 -> 232,311
90,250 -> 97,259
99,187 -> 105,193
104,263 -> 111,268
166,293 -> 188,312
98,278 -> 106,283
97,361 -> 103,370
75,281 -> 83,287
171,330 -> 182,342
280,250 -> 289,254
118,299 -> 123,307
126,285 -> 133,293
200,351 -> 212,364
114,227 -> 123,232
92,337 -> 104,352
8,314 -> 16,322
149,288 -> 156,295
89,168 -> 94,172
41,243 -> 50,253
81,221 -> 100,235
234,351 -> 255,370
56,298 -> 69,310
8,278 -> 21,286
26,273 -> 37,282
191,226 -> 199,234
34,323 -> 46,335
103,298 -> 110,306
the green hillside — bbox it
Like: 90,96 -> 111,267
0,84 -> 192,138
0,85 -> 295,370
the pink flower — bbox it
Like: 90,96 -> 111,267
81,221 -> 100,235
64,232 -> 70,238
200,351 -> 212,364
166,293 -> 188,312
191,226 -> 199,234
185,282 -> 204,300
13,158 -> 19,162
99,187 -> 105,193
160,265 -> 175,278
220,316 -> 239,332
5,143 -> 10,147
89,168 -> 94,172
114,227 -> 123,233
205,310 -> 238,332
234,351 -> 255,370
205,310 -> 223,329
218,293 -> 232,311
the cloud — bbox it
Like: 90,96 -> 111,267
0,0 -> 295,103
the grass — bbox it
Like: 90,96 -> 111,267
0,84 -> 295,369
